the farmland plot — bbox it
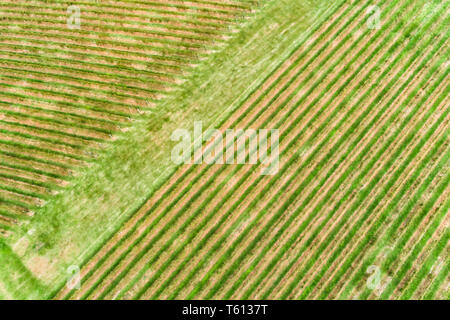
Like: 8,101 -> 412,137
0,0 -> 447,300
0,0 -> 258,236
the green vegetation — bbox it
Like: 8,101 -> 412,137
0,0 -> 447,300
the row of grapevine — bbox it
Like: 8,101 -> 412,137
55,0 -> 353,299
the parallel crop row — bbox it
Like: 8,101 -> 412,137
0,0 -> 256,234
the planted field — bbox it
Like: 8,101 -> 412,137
0,0 -> 448,301
0,0 -> 257,236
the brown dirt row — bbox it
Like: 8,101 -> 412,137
0,188 -> 43,207
1,24 -> 212,53
94,6 -> 239,22
0,81 -> 147,118
1,0 -> 252,17
0,71 -> 157,107
0,56 -> 171,96
0,103 -> 120,134
230,41 -> 420,299
0,26 -> 208,55
365,185 -> 450,300
312,82 -> 450,300
0,44 -> 180,84
6,1 -> 239,25
0,47 -> 182,82
13,12 -> 227,36
100,0 -> 254,12
0,200 -> 31,217
0,42 -> 185,79
390,207 -> 450,299
6,0 -> 248,15
0,8 -> 226,39
410,238 -> 450,299
0,140 -> 85,166
90,1 -> 243,19
0,91 -> 130,123
0,161 -> 71,189
0,132 -> 88,161
0,2 -> 247,35
0,140 -> 84,168
107,1 -> 396,298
